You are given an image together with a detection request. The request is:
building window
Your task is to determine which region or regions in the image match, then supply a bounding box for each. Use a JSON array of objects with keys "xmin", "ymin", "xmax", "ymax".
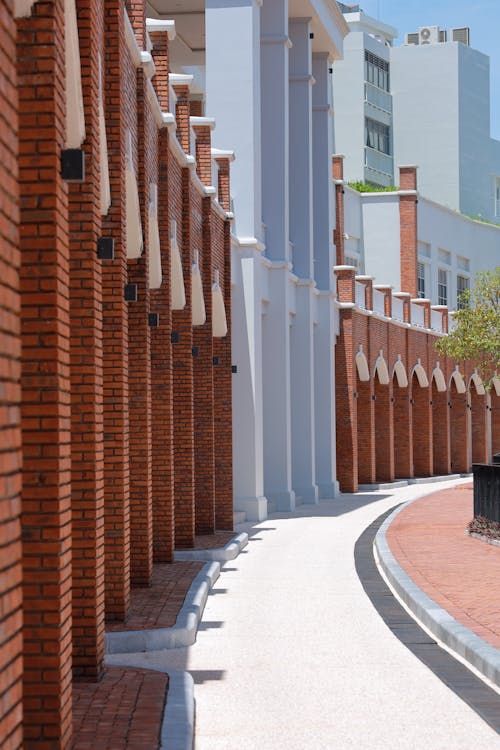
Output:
[
  {"xmin": 365, "ymin": 117, "xmax": 390, "ymax": 155},
  {"xmin": 438, "ymin": 269, "xmax": 448, "ymax": 306},
  {"xmin": 345, "ymin": 253, "xmax": 360, "ymax": 272},
  {"xmin": 365, "ymin": 50, "xmax": 390, "ymax": 92},
  {"xmin": 457, "ymin": 275, "xmax": 470, "ymax": 310},
  {"xmin": 417, "ymin": 262, "xmax": 426, "ymax": 298}
]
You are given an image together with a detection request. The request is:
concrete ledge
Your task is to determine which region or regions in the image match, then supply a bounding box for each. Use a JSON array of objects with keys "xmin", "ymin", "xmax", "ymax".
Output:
[
  {"xmin": 160, "ymin": 671, "xmax": 195, "ymax": 750},
  {"xmin": 407, "ymin": 474, "xmax": 461, "ymax": 485},
  {"xmin": 358, "ymin": 480, "xmax": 409, "ymax": 491},
  {"xmin": 174, "ymin": 532, "xmax": 249, "ymax": 562},
  {"xmin": 375, "ymin": 501, "xmax": 500, "ymax": 689},
  {"xmin": 105, "ymin": 562, "xmax": 220, "ymax": 654}
]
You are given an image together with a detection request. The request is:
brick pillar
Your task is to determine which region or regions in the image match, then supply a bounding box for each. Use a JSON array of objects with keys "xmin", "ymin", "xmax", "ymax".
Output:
[
  {"xmin": 17, "ymin": 1, "xmax": 73, "ymax": 744},
  {"xmin": 128, "ymin": 59, "xmax": 153, "ymax": 587},
  {"xmin": 216, "ymin": 156, "xmax": 231, "ymax": 212},
  {"xmin": 68, "ymin": 0, "xmax": 105, "ymax": 679},
  {"xmin": 412, "ymin": 298, "xmax": 431, "ymax": 328},
  {"xmin": 393, "ymin": 379, "xmax": 413, "ymax": 479},
  {"xmin": 356, "ymin": 276, "xmax": 373, "ymax": 310},
  {"xmin": 450, "ymin": 381, "xmax": 469, "ymax": 473},
  {"xmin": 334, "ymin": 265, "xmax": 355, "ymax": 303},
  {"xmin": 335, "ymin": 311, "xmax": 358, "ymax": 492},
  {"xmin": 411, "ymin": 374, "xmax": 433, "ymax": 477},
  {"xmin": 432, "ymin": 381, "xmax": 450, "ymax": 475},
  {"xmin": 126, "ymin": 0, "xmax": 145, "ymax": 48},
  {"xmin": 399, "ymin": 166, "xmax": 418, "ymax": 298},
  {"xmin": 102, "ymin": 0, "xmax": 130, "ymax": 620},
  {"xmin": 332, "ymin": 155, "xmax": 345, "ymax": 265},
  {"xmin": 374, "ymin": 285, "xmax": 392, "ymax": 317},
  {"xmin": 214, "ymin": 218, "xmax": 234, "ymax": 530},
  {"xmin": 149, "ymin": 26, "xmax": 169, "ymax": 110},
  {"xmin": 470, "ymin": 387, "xmax": 488, "ymax": 464},
  {"xmin": 357, "ymin": 378, "xmax": 376, "ymax": 484},
  {"xmin": 393, "ymin": 292, "xmax": 411, "ymax": 323},
  {"xmin": 374, "ymin": 379, "xmax": 394, "ymax": 482},
  {"xmin": 174, "ymin": 84, "xmax": 190, "ymax": 153},
  {"xmin": 491, "ymin": 389, "xmax": 500, "ymax": 456},
  {"xmin": 173, "ymin": 167, "xmax": 195, "ymax": 548},
  {"xmin": 0, "ymin": 3, "xmax": 22, "ymax": 745}
]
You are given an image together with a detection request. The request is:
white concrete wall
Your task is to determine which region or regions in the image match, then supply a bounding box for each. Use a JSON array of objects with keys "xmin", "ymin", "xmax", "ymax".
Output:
[
  {"xmin": 332, "ymin": 32, "xmax": 366, "ymax": 182},
  {"xmin": 360, "ymin": 193, "xmax": 401, "ymax": 290}
]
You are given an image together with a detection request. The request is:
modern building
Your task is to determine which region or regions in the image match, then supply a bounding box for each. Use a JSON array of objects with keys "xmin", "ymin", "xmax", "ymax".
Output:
[{"xmin": 333, "ymin": 4, "xmax": 500, "ymax": 222}]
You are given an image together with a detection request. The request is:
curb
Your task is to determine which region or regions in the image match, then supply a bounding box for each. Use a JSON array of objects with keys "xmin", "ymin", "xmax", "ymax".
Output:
[
  {"xmin": 375, "ymin": 500, "xmax": 500, "ymax": 689},
  {"xmin": 105, "ymin": 561, "xmax": 220, "ymax": 654},
  {"xmin": 160, "ymin": 671, "xmax": 195, "ymax": 750},
  {"xmin": 174, "ymin": 532, "xmax": 248, "ymax": 562},
  {"xmin": 358, "ymin": 474, "xmax": 463, "ymax": 492}
]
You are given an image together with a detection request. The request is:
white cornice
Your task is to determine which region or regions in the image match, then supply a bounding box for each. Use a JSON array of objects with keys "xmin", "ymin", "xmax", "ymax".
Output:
[
  {"xmin": 212, "ymin": 148, "xmax": 235, "ymax": 162},
  {"xmin": 170, "ymin": 73, "xmax": 194, "ymax": 89},
  {"xmin": 261, "ymin": 34, "xmax": 293, "ymax": 48},
  {"xmin": 231, "ymin": 235, "xmax": 266, "ymax": 253},
  {"xmin": 190, "ymin": 116, "xmax": 216, "ymax": 131},
  {"xmin": 146, "ymin": 18, "xmax": 176, "ymax": 39}
]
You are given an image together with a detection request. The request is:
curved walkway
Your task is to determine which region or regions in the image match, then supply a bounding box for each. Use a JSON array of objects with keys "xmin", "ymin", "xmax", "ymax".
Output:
[{"xmin": 107, "ymin": 481, "xmax": 500, "ymax": 749}]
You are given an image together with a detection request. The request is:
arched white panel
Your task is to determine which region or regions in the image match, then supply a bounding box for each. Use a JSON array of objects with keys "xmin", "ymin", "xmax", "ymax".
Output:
[
  {"xmin": 491, "ymin": 375, "xmax": 500, "ymax": 397},
  {"xmin": 170, "ymin": 221, "xmax": 186, "ymax": 310},
  {"xmin": 65, "ymin": 0, "xmax": 86, "ymax": 148},
  {"xmin": 412, "ymin": 363, "xmax": 429, "ymax": 388},
  {"xmin": 98, "ymin": 55, "xmax": 111, "ymax": 216},
  {"xmin": 192, "ymin": 251, "xmax": 206, "ymax": 326},
  {"xmin": 393, "ymin": 359, "xmax": 408, "ymax": 388},
  {"xmin": 374, "ymin": 354, "xmax": 390, "ymax": 385},
  {"xmin": 469, "ymin": 372, "xmax": 486, "ymax": 396},
  {"xmin": 431, "ymin": 367, "xmax": 447, "ymax": 393},
  {"xmin": 14, "ymin": 0, "xmax": 34, "ymax": 16},
  {"xmin": 148, "ymin": 185, "xmax": 162, "ymax": 289},
  {"xmin": 449, "ymin": 369, "xmax": 466, "ymax": 394},
  {"xmin": 355, "ymin": 350, "xmax": 370, "ymax": 382},
  {"xmin": 125, "ymin": 131, "xmax": 143, "ymax": 259},
  {"xmin": 212, "ymin": 270, "xmax": 227, "ymax": 338}
]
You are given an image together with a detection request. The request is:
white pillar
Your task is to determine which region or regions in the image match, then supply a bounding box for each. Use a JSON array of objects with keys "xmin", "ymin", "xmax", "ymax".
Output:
[
  {"xmin": 206, "ymin": 0, "xmax": 262, "ymax": 241},
  {"xmin": 289, "ymin": 18, "xmax": 314, "ymax": 280},
  {"xmin": 206, "ymin": 0, "xmax": 267, "ymax": 521},
  {"xmin": 312, "ymin": 53, "xmax": 334, "ymax": 291}
]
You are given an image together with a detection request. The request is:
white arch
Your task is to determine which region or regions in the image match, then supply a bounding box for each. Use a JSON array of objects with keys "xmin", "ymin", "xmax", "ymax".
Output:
[
  {"xmin": 431, "ymin": 367, "xmax": 447, "ymax": 393},
  {"xmin": 392, "ymin": 359, "xmax": 408, "ymax": 388},
  {"xmin": 449, "ymin": 369, "xmax": 466, "ymax": 394},
  {"xmin": 374, "ymin": 354, "xmax": 390, "ymax": 385},
  {"xmin": 355, "ymin": 350, "xmax": 370, "ymax": 382},
  {"xmin": 491, "ymin": 375, "xmax": 500, "ymax": 397},
  {"xmin": 411, "ymin": 363, "xmax": 429, "ymax": 388},
  {"xmin": 469, "ymin": 372, "xmax": 486, "ymax": 396}
]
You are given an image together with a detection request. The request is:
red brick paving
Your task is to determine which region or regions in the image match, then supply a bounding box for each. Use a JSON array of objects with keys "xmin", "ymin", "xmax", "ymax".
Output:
[
  {"xmin": 387, "ymin": 483, "xmax": 500, "ymax": 649},
  {"xmin": 72, "ymin": 667, "xmax": 168, "ymax": 750},
  {"xmin": 191, "ymin": 531, "xmax": 235, "ymax": 550}
]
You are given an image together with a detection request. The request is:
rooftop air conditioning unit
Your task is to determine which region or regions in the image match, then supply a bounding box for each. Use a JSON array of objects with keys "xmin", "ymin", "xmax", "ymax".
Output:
[
  {"xmin": 405, "ymin": 32, "xmax": 419, "ymax": 45},
  {"xmin": 452, "ymin": 27, "xmax": 470, "ymax": 46},
  {"xmin": 418, "ymin": 26, "xmax": 439, "ymax": 45}
]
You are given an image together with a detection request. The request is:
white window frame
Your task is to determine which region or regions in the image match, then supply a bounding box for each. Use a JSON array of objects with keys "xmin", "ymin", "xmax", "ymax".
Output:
[{"xmin": 437, "ymin": 268, "xmax": 448, "ymax": 307}]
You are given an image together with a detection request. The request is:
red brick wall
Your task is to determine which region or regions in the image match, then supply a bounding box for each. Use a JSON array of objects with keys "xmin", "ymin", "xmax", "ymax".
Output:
[
  {"xmin": 0, "ymin": 2, "xmax": 23, "ymax": 746},
  {"xmin": 68, "ymin": 0, "xmax": 105, "ymax": 681},
  {"xmin": 399, "ymin": 167, "xmax": 418, "ymax": 298},
  {"xmin": 470, "ymin": 388, "xmax": 488, "ymax": 464},
  {"xmin": 17, "ymin": 1, "xmax": 73, "ymax": 744},
  {"xmin": 102, "ymin": 0, "xmax": 131, "ymax": 621}
]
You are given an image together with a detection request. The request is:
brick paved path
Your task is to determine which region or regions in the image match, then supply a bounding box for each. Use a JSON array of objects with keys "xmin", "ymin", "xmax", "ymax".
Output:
[
  {"xmin": 387, "ymin": 484, "xmax": 500, "ymax": 649},
  {"xmin": 73, "ymin": 667, "xmax": 168, "ymax": 749}
]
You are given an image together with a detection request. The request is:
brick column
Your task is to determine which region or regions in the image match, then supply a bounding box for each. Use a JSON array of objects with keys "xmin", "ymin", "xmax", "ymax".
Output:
[
  {"xmin": 412, "ymin": 298, "xmax": 431, "ymax": 328},
  {"xmin": 334, "ymin": 266, "xmax": 355, "ymax": 303},
  {"xmin": 374, "ymin": 379, "xmax": 394, "ymax": 482},
  {"xmin": 333, "ymin": 155, "xmax": 345, "ymax": 266},
  {"xmin": 399, "ymin": 166, "xmax": 418, "ymax": 298},
  {"xmin": 148, "ymin": 21, "xmax": 171, "ymax": 111},
  {"xmin": 393, "ymin": 380, "xmax": 413, "ymax": 479},
  {"xmin": 17, "ymin": 1, "xmax": 73, "ymax": 744},
  {"xmin": 213, "ymin": 156, "xmax": 234, "ymax": 530},
  {"xmin": 490, "ymin": 388, "xmax": 500, "ymax": 456},
  {"xmin": 470, "ymin": 386, "xmax": 488, "ymax": 464},
  {"xmin": 0, "ymin": 3, "xmax": 22, "ymax": 745},
  {"xmin": 173, "ymin": 84, "xmax": 190, "ymax": 153},
  {"xmin": 68, "ymin": 0, "xmax": 105, "ymax": 680},
  {"xmin": 411, "ymin": 375, "xmax": 433, "ymax": 477},
  {"xmin": 335, "ymin": 311, "xmax": 358, "ymax": 492},
  {"xmin": 432, "ymin": 380, "xmax": 450, "ymax": 475},
  {"xmin": 357, "ymin": 378, "xmax": 376, "ymax": 484},
  {"xmin": 393, "ymin": 292, "xmax": 411, "ymax": 323},
  {"xmin": 374, "ymin": 285, "xmax": 393, "ymax": 317},
  {"xmin": 450, "ymin": 380, "xmax": 469, "ymax": 473},
  {"xmin": 102, "ymin": 0, "xmax": 130, "ymax": 620},
  {"xmin": 356, "ymin": 276, "xmax": 374, "ymax": 311}
]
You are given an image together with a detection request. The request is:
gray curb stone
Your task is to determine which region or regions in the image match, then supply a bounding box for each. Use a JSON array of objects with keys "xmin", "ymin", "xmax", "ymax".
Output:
[
  {"xmin": 375, "ymin": 499, "xmax": 500, "ymax": 689},
  {"xmin": 174, "ymin": 532, "xmax": 248, "ymax": 562},
  {"xmin": 105, "ymin": 561, "xmax": 220, "ymax": 654},
  {"xmin": 160, "ymin": 671, "xmax": 195, "ymax": 750}
]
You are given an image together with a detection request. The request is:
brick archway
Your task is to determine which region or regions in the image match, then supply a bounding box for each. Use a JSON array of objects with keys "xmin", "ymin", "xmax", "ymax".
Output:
[
  {"xmin": 374, "ymin": 375, "xmax": 394, "ymax": 482},
  {"xmin": 431, "ymin": 378, "xmax": 450, "ymax": 475},
  {"xmin": 411, "ymin": 371, "xmax": 433, "ymax": 477},
  {"xmin": 449, "ymin": 376, "xmax": 469, "ymax": 473},
  {"xmin": 356, "ymin": 376, "xmax": 375, "ymax": 484},
  {"xmin": 392, "ymin": 372, "xmax": 412, "ymax": 479}
]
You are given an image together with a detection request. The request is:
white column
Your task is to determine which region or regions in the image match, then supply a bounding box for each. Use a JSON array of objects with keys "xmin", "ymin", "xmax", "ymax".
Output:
[
  {"xmin": 289, "ymin": 18, "xmax": 314, "ymax": 280},
  {"xmin": 206, "ymin": 0, "xmax": 262, "ymax": 241},
  {"xmin": 312, "ymin": 53, "xmax": 334, "ymax": 291},
  {"xmin": 206, "ymin": 0, "xmax": 267, "ymax": 521}
]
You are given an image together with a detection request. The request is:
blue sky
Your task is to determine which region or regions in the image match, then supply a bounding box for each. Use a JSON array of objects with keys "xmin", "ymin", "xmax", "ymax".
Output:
[{"xmin": 357, "ymin": 0, "xmax": 500, "ymax": 139}]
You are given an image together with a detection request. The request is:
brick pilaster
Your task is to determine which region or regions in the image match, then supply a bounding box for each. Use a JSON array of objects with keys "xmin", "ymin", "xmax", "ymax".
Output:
[
  {"xmin": 68, "ymin": 0, "xmax": 105, "ymax": 680},
  {"xmin": 173, "ymin": 84, "xmax": 190, "ymax": 153},
  {"xmin": 17, "ymin": 1, "xmax": 73, "ymax": 744},
  {"xmin": 332, "ymin": 155, "xmax": 345, "ymax": 265},
  {"xmin": 335, "ymin": 311, "xmax": 358, "ymax": 492},
  {"xmin": 149, "ymin": 28, "xmax": 169, "ymax": 111},
  {"xmin": 431, "ymin": 383, "xmax": 450, "ymax": 475},
  {"xmin": 0, "ymin": 3, "xmax": 22, "ymax": 745},
  {"xmin": 411, "ymin": 377, "xmax": 433, "ymax": 477},
  {"xmin": 393, "ymin": 381, "xmax": 413, "ymax": 478},
  {"xmin": 399, "ymin": 166, "xmax": 418, "ymax": 298},
  {"xmin": 450, "ymin": 382, "xmax": 469, "ymax": 473},
  {"xmin": 334, "ymin": 266, "xmax": 355, "ymax": 304},
  {"xmin": 470, "ymin": 387, "xmax": 488, "ymax": 464},
  {"xmin": 374, "ymin": 379, "xmax": 394, "ymax": 482},
  {"xmin": 357, "ymin": 378, "xmax": 376, "ymax": 484},
  {"xmin": 216, "ymin": 157, "xmax": 231, "ymax": 212},
  {"xmin": 103, "ymin": 0, "xmax": 130, "ymax": 621}
]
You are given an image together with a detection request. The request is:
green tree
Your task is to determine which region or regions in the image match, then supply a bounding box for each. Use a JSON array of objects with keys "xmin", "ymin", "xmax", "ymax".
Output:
[{"xmin": 436, "ymin": 267, "xmax": 500, "ymax": 380}]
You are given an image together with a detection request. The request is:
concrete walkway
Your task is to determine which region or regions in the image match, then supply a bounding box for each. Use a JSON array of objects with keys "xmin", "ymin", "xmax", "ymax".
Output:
[{"xmin": 108, "ymin": 480, "xmax": 500, "ymax": 749}]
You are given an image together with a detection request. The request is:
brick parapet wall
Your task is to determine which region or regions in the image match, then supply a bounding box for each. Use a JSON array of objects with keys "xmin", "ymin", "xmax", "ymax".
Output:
[{"xmin": 17, "ymin": 1, "xmax": 73, "ymax": 745}]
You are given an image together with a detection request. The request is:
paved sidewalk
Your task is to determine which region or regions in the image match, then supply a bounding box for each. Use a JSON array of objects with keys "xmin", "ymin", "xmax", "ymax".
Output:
[
  {"xmin": 107, "ymin": 480, "xmax": 500, "ymax": 749},
  {"xmin": 386, "ymin": 483, "xmax": 500, "ymax": 649}
]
